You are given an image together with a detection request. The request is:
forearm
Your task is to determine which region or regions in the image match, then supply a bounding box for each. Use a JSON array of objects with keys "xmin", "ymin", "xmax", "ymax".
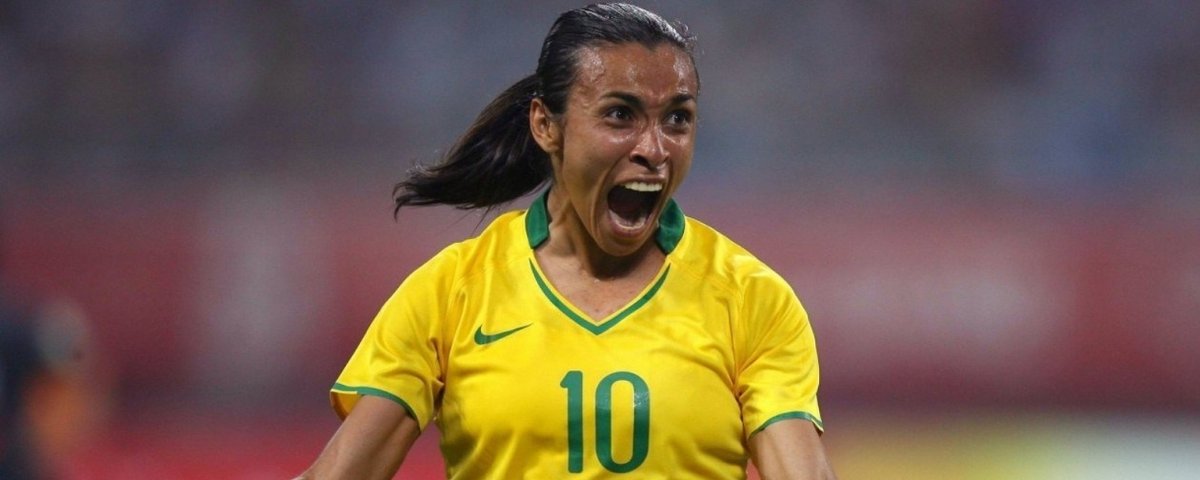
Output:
[
  {"xmin": 749, "ymin": 419, "xmax": 837, "ymax": 480},
  {"xmin": 299, "ymin": 395, "xmax": 422, "ymax": 480}
]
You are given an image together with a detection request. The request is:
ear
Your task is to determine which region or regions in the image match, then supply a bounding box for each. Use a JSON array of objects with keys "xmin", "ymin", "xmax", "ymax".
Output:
[{"xmin": 529, "ymin": 98, "xmax": 561, "ymax": 155}]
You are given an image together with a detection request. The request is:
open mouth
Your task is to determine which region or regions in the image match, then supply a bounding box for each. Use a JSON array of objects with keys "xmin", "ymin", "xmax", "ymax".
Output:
[{"xmin": 606, "ymin": 181, "xmax": 662, "ymax": 233}]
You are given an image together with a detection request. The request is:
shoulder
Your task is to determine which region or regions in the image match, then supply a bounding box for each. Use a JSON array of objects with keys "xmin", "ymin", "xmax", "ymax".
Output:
[
  {"xmin": 673, "ymin": 217, "xmax": 807, "ymax": 348},
  {"xmin": 407, "ymin": 208, "xmax": 530, "ymax": 286},
  {"xmin": 673, "ymin": 216, "xmax": 795, "ymax": 299},
  {"xmin": 384, "ymin": 209, "xmax": 529, "ymax": 316}
]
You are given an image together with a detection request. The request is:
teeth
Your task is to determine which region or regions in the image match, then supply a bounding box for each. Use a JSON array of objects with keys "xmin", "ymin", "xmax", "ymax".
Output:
[{"xmin": 621, "ymin": 181, "xmax": 663, "ymax": 192}]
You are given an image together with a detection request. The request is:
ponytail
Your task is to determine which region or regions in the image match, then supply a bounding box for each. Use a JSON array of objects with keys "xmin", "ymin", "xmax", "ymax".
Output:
[{"xmin": 393, "ymin": 74, "xmax": 550, "ymax": 215}]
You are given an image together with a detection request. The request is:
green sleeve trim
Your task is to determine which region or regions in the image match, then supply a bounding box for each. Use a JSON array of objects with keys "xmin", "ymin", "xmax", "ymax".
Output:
[
  {"xmin": 750, "ymin": 411, "xmax": 824, "ymax": 437},
  {"xmin": 331, "ymin": 382, "xmax": 419, "ymax": 425}
]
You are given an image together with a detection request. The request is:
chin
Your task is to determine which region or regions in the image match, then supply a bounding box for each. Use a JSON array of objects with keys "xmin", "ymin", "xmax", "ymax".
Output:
[
  {"xmin": 600, "ymin": 242, "xmax": 643, "ymax": 258},
  {"xmin": 595, "ymin": 225, "xmax": 655, "ymax": 258}
]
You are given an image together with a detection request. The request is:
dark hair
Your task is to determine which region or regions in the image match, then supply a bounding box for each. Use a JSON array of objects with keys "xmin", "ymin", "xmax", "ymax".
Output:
[{"xmin": 393, "ymin": 3, "xmax": 696, "ymax": 214}]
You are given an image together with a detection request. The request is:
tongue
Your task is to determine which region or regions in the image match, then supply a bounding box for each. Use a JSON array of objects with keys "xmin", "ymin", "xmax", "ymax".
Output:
[{"xmin": 608, "ymin": 187, "xmax": 645, "ymax": 221}]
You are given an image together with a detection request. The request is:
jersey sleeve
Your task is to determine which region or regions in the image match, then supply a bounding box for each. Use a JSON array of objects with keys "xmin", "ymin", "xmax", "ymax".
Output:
[
  {"xmin": 329, "ymin": 246, "xmax": 460, "ymax": 430},
  {"xmin": 734, "ymin": 268, "xmax": 823, "ymax": 439}
]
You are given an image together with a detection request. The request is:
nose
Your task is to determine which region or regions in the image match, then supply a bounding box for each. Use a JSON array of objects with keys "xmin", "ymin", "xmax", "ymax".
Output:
[{"xmin": 631, "ymin": 127, "xmax": 668, "ymax": 171}]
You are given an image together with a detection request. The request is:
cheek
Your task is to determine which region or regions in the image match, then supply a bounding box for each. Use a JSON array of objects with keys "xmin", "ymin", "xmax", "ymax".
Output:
[
  {"xmin": 668, "ymin": 136, "xmax": 694, "ymax": 174},
  {"xmin": 561, "ymin": 127, "xmax": 632, "ymax": 181},
  {"xmin": 557, "ymin": 145, "xmax": 606, "ymax": 208}
]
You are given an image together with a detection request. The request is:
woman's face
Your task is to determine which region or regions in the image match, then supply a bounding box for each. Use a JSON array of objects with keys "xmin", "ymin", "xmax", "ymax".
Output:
[{"xmin": 542, "ymin": 42, "xmax": 699, "ymax": 258}]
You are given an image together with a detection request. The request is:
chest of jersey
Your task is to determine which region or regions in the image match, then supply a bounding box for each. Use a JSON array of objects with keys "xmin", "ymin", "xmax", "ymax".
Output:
[{"xmin": 435, "ymin": 260, "xmax": 749, "ymax": 479}]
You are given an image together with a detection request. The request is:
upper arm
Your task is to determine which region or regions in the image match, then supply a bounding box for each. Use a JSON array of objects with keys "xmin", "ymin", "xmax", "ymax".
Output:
[
  {"xmin": 300, "ymin": 395, "xmax": 422, "ymax": 480},
  {"xmin": 331, "ymin": 246, "xmax": 462, "ymax": 428},
  {"xmin": 735, "ymin": 268, "xmax": 823, "ymax": 438},
  {"xmin": 749, "ymin": 418, "xmax": 836, "ymax": 480},
  {"xmin": 306, "ymin": 248, "xmax": 462, "ymax": 478},
  {"xmin": 733, "ymin": 265, "xmax": 833, "ymax": 478}
]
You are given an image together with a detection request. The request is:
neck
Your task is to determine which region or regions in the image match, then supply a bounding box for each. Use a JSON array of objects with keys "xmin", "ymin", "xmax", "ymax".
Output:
[{"xmin": 542, "ymin": 187, "xmax": 660, "ymax": 280}]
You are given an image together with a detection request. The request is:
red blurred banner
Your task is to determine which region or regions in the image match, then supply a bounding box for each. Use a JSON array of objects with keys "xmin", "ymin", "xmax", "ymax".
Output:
[{"xmin": 4, "ymin": 184, "xmax": 1198, "ymax": 410}]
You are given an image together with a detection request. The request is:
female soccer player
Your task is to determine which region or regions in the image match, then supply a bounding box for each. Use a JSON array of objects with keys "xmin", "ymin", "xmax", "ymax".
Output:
[{"xmin": 300, "ymin": 4, "xmax": 835, "ymax": 479}]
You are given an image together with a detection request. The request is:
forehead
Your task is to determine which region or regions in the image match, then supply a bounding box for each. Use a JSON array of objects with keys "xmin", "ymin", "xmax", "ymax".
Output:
[{"xmin": 570, "ymin": 43, "xmax": 698, "ymax": 104}]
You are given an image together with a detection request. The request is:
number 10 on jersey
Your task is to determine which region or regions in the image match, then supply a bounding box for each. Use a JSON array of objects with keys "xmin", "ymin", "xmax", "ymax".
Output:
[{"xmin": 560, "ymin": 371, "xmax": 650, "ymax": 473}]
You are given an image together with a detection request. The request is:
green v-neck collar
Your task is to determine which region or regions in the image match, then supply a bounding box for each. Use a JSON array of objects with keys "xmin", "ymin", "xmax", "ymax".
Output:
[
  {"xmin": 524, "ymin": 189, "xmax": 685, "ymax": 254},
  {"xmin": 529, "ymin": 260, "xmax": 670, "ymax": 335},
  {"xmin": 523, "ymin": 189, "xmax": 682, "ymax": 335}
]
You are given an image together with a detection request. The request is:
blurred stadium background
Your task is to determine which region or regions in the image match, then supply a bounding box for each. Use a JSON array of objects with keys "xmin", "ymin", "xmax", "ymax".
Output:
[{"xmin": 1, "ymin": 1, "xmax": 1198, "ymax": 478}]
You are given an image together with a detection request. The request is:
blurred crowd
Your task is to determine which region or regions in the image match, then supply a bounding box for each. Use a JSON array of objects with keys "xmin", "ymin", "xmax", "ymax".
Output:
[{"xmin": 2, "ymin": 1, "xmax": 1197, "ymax": 198}]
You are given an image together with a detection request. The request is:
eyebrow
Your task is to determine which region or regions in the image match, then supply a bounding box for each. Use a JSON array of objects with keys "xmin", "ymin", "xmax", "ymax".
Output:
[{"xmin": 602, "ymin": 91, "xmax": 697, "ymax": 108}]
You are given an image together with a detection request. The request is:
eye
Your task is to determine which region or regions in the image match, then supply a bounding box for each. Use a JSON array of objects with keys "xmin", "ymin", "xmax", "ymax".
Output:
[
  {"xmin": 604, "ymin": 106, "xmax": 634, "ymax": 122},
  {"xmin": 665, "ymin": 109, "xmax": 693, "ymax": 128}
]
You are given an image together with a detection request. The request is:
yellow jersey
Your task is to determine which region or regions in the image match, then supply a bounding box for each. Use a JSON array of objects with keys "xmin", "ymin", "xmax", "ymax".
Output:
[{"xmin": 331, "ymin": 191, "xmax": 823, "ymax": 479}]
